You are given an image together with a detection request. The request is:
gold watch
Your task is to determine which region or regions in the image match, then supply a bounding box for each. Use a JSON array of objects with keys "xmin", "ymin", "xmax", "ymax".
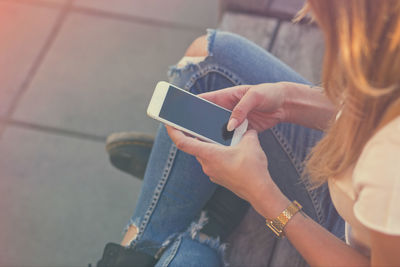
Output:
[{"xmin": 266, "ymin": 200, "xmax": 302, "ymax": 237}]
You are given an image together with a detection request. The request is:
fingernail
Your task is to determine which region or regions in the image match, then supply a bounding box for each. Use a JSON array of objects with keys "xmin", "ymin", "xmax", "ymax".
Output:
[{"xmin": 227, "ymin": 118, "xmax": 238, "ymax": 131}]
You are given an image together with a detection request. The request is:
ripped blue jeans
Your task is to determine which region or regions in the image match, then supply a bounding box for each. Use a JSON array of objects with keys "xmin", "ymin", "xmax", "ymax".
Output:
[{"xmin": 125, "ymin": 29, "xmax": 344, "ymax": 266}]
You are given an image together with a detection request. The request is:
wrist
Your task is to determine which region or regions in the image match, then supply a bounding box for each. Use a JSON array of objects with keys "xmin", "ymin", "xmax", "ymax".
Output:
[
  {"xmin": 249, "ymin": 177, "xmax": 290, "ymax": 220},
  {"xmin": 280, "ymin": 82, "xmax": 335, "ymax": 129},
  {"xmin": 280, "ymin": 81, "xmax": 306, "ymax": 124},
  {"xmin": 280, "ymin": 81, "xmax": 303, "ymax": 124}
]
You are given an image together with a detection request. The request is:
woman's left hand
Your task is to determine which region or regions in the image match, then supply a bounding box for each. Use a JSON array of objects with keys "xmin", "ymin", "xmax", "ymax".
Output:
[{"xmin": 166, "ymin": 126, "xmax": 273, "ymax": 203}]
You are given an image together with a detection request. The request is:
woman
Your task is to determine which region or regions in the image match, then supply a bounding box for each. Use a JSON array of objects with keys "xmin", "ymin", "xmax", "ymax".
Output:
[{"xmin": 97, "ymin": 0, "xmax": 400, "ymax": 266}]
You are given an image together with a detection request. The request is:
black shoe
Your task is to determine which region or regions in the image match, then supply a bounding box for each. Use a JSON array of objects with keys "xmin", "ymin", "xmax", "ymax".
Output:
[
  {"xmin": 96, "ymin": 242, "xmax": 157, "ymax": 267},
  {"xmin": 201, "ymin": 187, "xmax": 250, "ymax": 241},
  {"xmin": 106, "ymin": 132, "xmax": 154, "ymax": 179}
]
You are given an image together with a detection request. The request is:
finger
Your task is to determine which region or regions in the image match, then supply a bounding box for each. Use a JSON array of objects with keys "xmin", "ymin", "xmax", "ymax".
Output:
[
  {"xmin": 165, "ymin": 125, "xmax": 218, "ymax": 158},
  {"xmin": 198, "ymin": 85, "xmax": 250, "ymax": 110},
  {"xmin": 227, "ymin": 90, "xmax": 261, "ymax": 131}
]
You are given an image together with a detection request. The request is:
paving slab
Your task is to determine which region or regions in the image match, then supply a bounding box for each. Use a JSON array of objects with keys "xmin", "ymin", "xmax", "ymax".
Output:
[
  {"xmin": 74, "ymin": 0, "xmax": 218, "ymax": 29},
  {"xmin": 0, "ymin": 1, "xmax": 59, "ymax": 115},
  {"xmin": 0, "ymin": 126, "xmax": 141, "ymax": 266},
  {"xmin": 220, "ymin": 0, "xmax": 270, "ymax": 17},
  {"xmin": 13, "ymin": 13, "xmax": 203, "ymax": 137},
  {"xmin": 271, "ymin": 21, "xmax": 324, "ymax": 84},
  {"xmin": 268, "ymin": 0, "xmax": 305, "ymax": 19},
  {"xmin": 41, "ymin": 0, "xmax": 68, "ymax": 6},
  {"xmin": 17, "ymin": 0, "xmax": 67, "ymax": 5},
  {"xmin": 219, "ymin": 12, "xmax": 278, "ymax": 50}
]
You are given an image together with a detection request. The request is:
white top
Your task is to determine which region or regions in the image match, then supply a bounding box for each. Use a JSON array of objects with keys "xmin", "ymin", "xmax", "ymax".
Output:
[{"xmin": 328, "ymin": 116, "xmax": 400, "ymax": 257}]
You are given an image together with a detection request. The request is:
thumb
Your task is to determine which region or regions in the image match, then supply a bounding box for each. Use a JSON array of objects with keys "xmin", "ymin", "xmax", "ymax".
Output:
[{"xmin": 227, "ymin": 90, "xmax": 259, "ymax": 131}]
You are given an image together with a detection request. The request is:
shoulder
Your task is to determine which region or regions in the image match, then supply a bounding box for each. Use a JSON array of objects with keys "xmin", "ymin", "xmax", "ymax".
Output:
[
  {"xmin": 372, "ymin": 116, "xmax": 400, "ymax": 144},
  {"xmin": 352, "ymin": 116, "xmax": 400, "ymax": 234},
  {"xmin": 366, "ymin": 116, "xmax": 400, "ymax": 150},
  {"xmin": 355, "ymin": 116, "xmax": 400, "ymax": 181}
]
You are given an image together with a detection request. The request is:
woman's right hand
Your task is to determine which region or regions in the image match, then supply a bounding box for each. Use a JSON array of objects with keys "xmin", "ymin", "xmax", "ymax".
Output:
[{"xmin": 200, "ymin": 82, "xmax": 289, "ymax": 132}]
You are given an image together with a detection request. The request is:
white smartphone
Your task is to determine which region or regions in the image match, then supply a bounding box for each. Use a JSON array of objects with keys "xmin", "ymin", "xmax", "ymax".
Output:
[{"xmin": 147, "ymin": 81, "xmax": 248, "ymax": 146}]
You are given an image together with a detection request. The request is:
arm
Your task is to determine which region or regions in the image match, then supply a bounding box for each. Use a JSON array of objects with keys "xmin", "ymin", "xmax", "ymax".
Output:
[
  {"xmin": 167, "ymin": 127, "xmax": 371, "ymax": 266},
  {"xmin": 370, "ymin": 231, "xmax": 400, "ymax": 266},
  {"xmin": 168, "ymin": 86, "xmax": 400, "ymax": 266},
  {"xmin": 200, "ymin": 82, "xmax": 336, "ymax": 133},
  {"xmin": 282, "ymin": 82, "xmax": 336, "ymax": 130},
  {"xmin": 251, "ymin": 182, "xmax": 370, "ymax": 267}
]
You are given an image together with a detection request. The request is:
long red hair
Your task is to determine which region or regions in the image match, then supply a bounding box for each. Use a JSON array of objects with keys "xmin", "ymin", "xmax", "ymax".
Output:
[{"xmin": 298, "ymin": 0, "xmax": 400, "ymax": 185}]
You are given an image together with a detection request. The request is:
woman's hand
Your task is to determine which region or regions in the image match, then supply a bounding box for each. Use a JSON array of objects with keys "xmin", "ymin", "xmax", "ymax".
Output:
[
  {"xmin": 166, "ymin": 126, "xmax": 274, "ymax": 203},
  {"xmin": 199, "ymin": 83, "xmax": 288, "ymax": 132},
  {"xmin": 200, "ymin": 82, "xmax": 335, "ymax": 131}
]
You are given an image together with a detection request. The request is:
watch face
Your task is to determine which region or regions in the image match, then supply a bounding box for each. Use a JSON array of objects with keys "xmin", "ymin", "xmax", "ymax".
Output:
[{"xmin": 266, "ymin": 220, "xmax": 284, "ymax": 237}]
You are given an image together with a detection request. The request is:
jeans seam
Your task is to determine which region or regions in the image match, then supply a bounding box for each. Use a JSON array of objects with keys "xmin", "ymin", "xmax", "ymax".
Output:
[
  {"xmin": 131, "ymin": 144, "xmax": 178, "ymax": 246},
  {"xmin": 270, "ymin": 127, "xmax": 324, "ymax": 224},
  {"xmin": 161, "ymin": 235, "xmax": 182, "ymax": 267},
  {"xmin": 183, "ymin": 64, "xmax": 244, "ymax": 92}
]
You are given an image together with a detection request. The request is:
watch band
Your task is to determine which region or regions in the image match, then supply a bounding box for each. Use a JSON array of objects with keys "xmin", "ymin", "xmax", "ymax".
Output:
[{"xmin": 266, "ymin": 200, "xmax": 302, "ymax": 237}]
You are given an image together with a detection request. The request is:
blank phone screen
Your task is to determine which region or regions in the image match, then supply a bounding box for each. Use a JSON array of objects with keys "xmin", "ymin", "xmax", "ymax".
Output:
[{"xmin": 159, "ymin": 85, "xmax": 233, "ymax": 145}]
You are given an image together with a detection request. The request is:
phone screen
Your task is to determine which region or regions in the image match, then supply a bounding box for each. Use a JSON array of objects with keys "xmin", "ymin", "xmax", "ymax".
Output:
[{"xmin": 159, "ymin": 85, "xmax": 233, "ymax": 145}]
